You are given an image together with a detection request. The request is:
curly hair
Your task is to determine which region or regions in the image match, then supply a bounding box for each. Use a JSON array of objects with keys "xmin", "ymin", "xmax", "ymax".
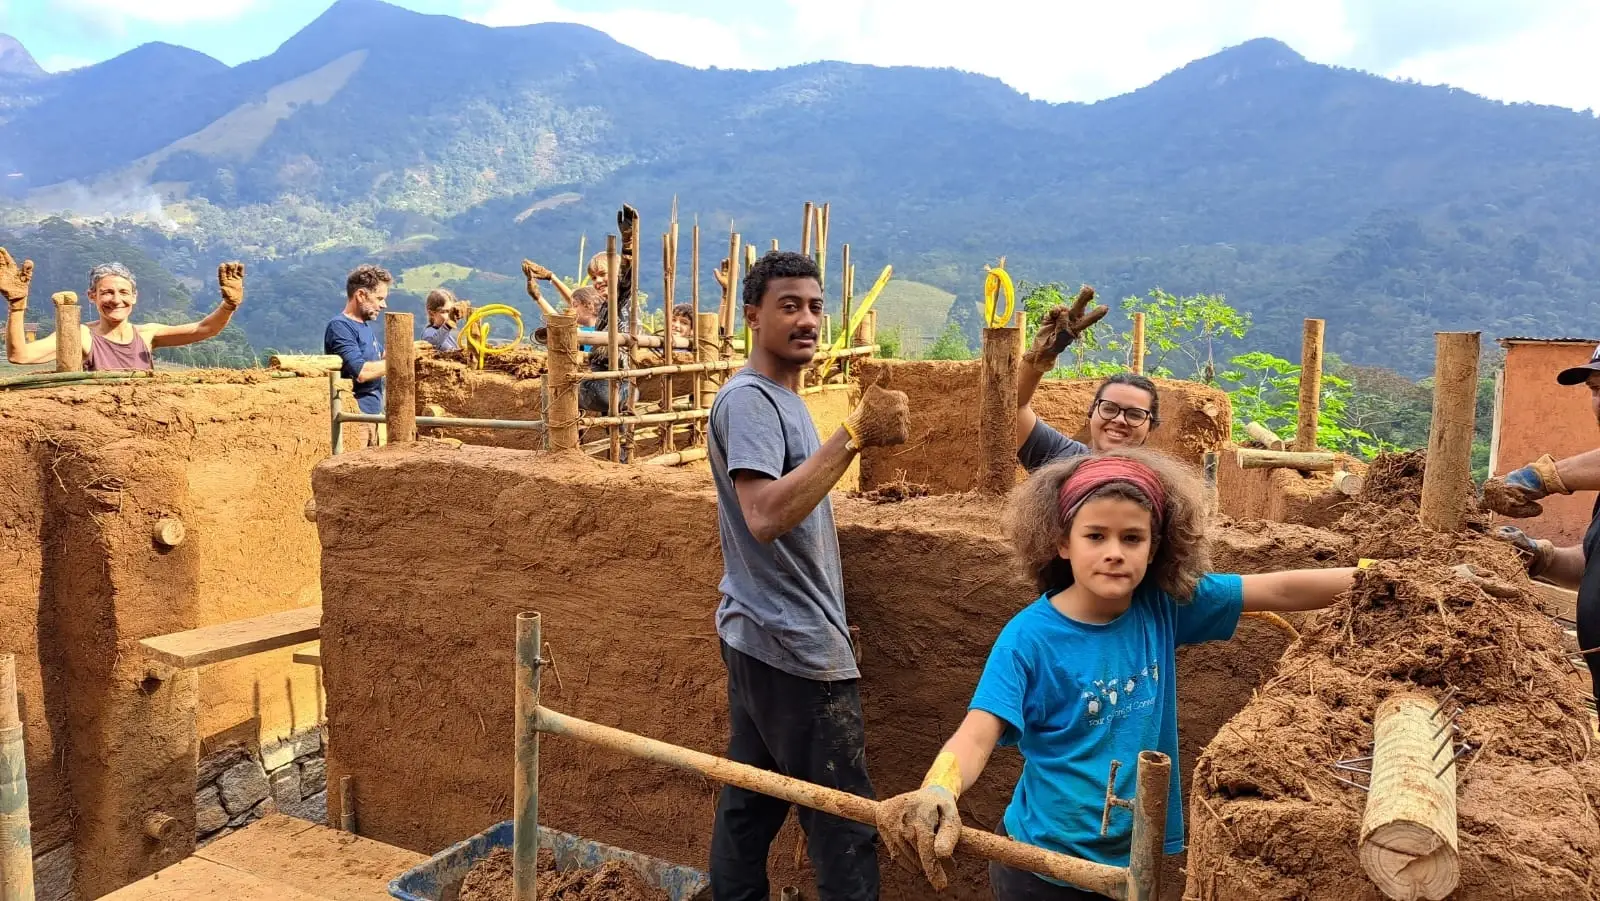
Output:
[
  {"xmin": 1004, "ymin": 447, "xmax": 1210, "ymax": 600},
  {"xmin": 743, "ymin": 251, "xmax": 819, "ymax": 307},
  {"xmin": 345, "ymin": 264, "xmax": 392, "ymax": 299}
]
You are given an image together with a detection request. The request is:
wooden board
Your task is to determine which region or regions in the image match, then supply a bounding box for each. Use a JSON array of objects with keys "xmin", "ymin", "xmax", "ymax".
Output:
[
  {"xmin": 293, "ymin": 642, "xmax": 322, "ymax": 666},
  {"xmin": 1532, "ymin": 580, "xmax": 1579, "ymax": 622},
  {"xmin": 198, "ymin": 814, "xmax": 425, "ymax": 901},
  {"xmin": 98, "ymin": 856, "xmax": 329, "ymax": 901},
  {"xmin": 139, "ymin": 607, "xmax": 322, "ymax": 669}
]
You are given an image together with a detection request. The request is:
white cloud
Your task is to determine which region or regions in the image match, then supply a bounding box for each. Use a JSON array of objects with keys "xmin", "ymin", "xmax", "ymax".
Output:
[
  {"xmin": 39, "ymin": 54, "xmax": 96, "ymax": 73},
  {"xmin": 469, "ymin": 0, "xmax": 764, "ymax": 70},
  {"xmin": 55, "ymin": 0, "xmax": 261, "ymax": 27},
  {"xmin": 1383, "ymin": 7, "xmax": 1600, "ymax": 112}
]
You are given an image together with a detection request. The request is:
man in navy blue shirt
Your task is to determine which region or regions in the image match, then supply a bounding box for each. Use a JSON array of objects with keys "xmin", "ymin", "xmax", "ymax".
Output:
[{"xmin": 324, "ymin": 264, "xmax": 392, "ymax": 448}]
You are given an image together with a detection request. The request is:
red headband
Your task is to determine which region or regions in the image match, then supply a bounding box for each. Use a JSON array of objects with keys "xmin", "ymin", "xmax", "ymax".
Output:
[{"xmin": 1057, "ymin": 457, "xmax": 1167, "ymax": 531}]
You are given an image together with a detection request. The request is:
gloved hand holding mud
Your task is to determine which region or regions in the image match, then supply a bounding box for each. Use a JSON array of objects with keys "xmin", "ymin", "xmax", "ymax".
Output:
[
  {"xmin": 1488, "ymin": 524, "xmax": 1556, "ymax": 578},
  {"xmin": 1480, "ymin": 454, "xmax": 1567, "ymax": 518},
  {"xmin": 843, "ymin": 382, "xmax": 910, "ymax": 449},
  {"xmin": 0, "ymin": 248, "xmax": 35, "ymax": 311},
  {"xmin": 1024, "ymin": 285, "xmax": 1108, "ymax": 372},
  {"xmin": 217, "ymin": 261, "xmax": 245, "ymax": 309}
]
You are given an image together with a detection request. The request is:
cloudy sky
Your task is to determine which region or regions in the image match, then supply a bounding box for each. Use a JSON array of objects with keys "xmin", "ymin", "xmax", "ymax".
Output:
[{"xmin": 5, "ymin": 0, "xmax": 1598, "ymax": 111}]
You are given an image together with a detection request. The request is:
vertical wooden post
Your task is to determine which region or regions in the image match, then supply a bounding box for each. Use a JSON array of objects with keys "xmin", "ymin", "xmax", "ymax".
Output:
[
  {"xmin": 691, "ymin": 224, "xmax": 703, "ymax": 443},
  {"xmin": 545, "ymin": 315, "xmax": 581, "ymax": 452},
  {"xmin": 979, "ymin": 326, "xmax": 1021, "ymax": 494},
  {"xmin": 815, "ymin": 203, "xmax": 829, "ymax": 294},
  {"xmin": 697, "ymin": 313, "xmax": 722, "ymax": 411},
  {"xmin": 383, "ymin": 312, "xmax": 416, "ymax": 443},
  {"xmin": 513, "ymin": 612, "xmax": 542, "ymax": 901},
  {"xmin": 1130, "ymin": 312, "xmax": 1147, "ymax": 375},
  {"xmin": 340, "ymin": 775, "xmax": 356, "ymax": 832},
  {"xmin": 0, "ymin": 653, "xmax": 35, "ymax": 901},
  {"xmin": 839, "ymin": 245, "xmax": 853, "ymax": 378},
  {"xmin": 1420, "ymin": 332, "xmax": 1480, "ymax": 533},
  {"xmin": 606, "ymin": 236, "xmax": 621, "ymax": 463},
  {"xmin": 853, "ymin": 308, "xmax": 877, "ymax": 348},
  {"xmin": 770, "ymin": 239, "xmax": 779, "ymax": 252},
  {"xmin": 801, "ymin": 201, "xmax": 814, "ymax": 255},
  {"xmin": 54, "ymin": 291, "xmax": 82, "ymax": 373},
  {"xmin": 1124, "ymin": 750, "xmax": 1171, "ymax": 901},
  {"xmin": 721, "ymin": 228, "xmax": 740, "ymax": 339},
  {"xmin": 1294, "ymin": 319, "xmax": 1325, "ymax": 452}
]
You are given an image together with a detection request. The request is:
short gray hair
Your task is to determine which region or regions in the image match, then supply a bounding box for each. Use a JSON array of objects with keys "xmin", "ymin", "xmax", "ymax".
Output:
[{"xmin": 87, "ymin": 262, "xmax": 137, "ymax": 294}]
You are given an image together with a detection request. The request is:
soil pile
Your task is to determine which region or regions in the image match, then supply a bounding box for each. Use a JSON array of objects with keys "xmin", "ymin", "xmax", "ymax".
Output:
[
  {"xmin": 851, "ymin": 478, "xmax": 930, "ymax": 504},
  {"xmin": 1185, "ymin": 550, "xmax": 1600, "ymax": 900},
  {"xmin": 434, "ymin": 346, "xmax": 548, "ymax": 380},
  {"xmin": 459, "ymin": 848, "xmax": 670, "ymax": 901},
  {"xmin": 1358, "ymin": 449, "xmax": 1426, "ymax": 511}
]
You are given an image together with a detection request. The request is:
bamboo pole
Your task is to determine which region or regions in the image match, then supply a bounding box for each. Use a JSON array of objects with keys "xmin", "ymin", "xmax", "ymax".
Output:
[
  {"xmin": 53, "ymin": 291, "xmax": 81, "ymax": 373},
  {"xmin": 1130, "ymin": 312, "xmax": 1146, "ymax": 375},
  {"xmin": 1, "ymin": 653, "xmax": 35, "ymax": 901},
  {"xmin": 580, "ymin": 408, "xmax": 710, "ymax": 429},
  {"xmin": 816, "ymin": 202, "xmax": 829, "ymax": 294},
  {"xmin": 624, "ymin": 208, "xmax": 641, "ymax": 461},
  {"xmin": 643, "ymin": 447, "xmax": 708, "ymax": 467},
  {"xmin": 384, "ymin": 312, "xmax": 416, "ymax": 443},
  {"xmin": 1359, "ymin": 694, "xmax": 1459, "ymax": 900},
  {"xmin": 514, "ymin": 612, "xmax": 542, "ymax": 901},
  {"xmin": 578, "ymin": 357, "xmax": 743, "ymax": 381},
  {"xmin": 535, "ymin": 705, "xmax": 1131, "ymax": 897},
  {"xmin": 855, "ymin": 309, "xmax": 877, "ymax": 348},
  {"xmin": 606, "ymin": 236, "xmax": 621, "ymax": 463},
  {"xmin": 269, "ymin": 353, "xmax": 342, "ymax": 372},
  {"xmin": 691, "ymin": 223, "xmax": 703, "ymax": 443},
  {"xmin": 546, "ymin": 315, "xmax": 581, "ymax": 452},
  {"xmin": 698, "ymin": 312, "xmax": 721, "ymax": 412},
  {"xmin": 1294, "ymin": 319, "xmax": 1325, "ymax": 452},
  {"xmin": 575, "ymin": 330, "xmax": 687, "ymax": 351},
  {"xmin": 662, "ymin": 228, "xmax": 676, "ymax": 456},
  {"xmin": 340, "ymin": 775, "xmax": 356, "ymax": 832},
  {"xmin": 1244, "ymin": 421, "xmax": 1287, "ymax": 450},
  {"xmin": 721, "ymin": 227, "xmax": 740, "ymax": 338},
  {"xmin": 840, "ymin": 244, "xmax": 853, "ymax": 379},
  {"xmin": 802, "ymin": 201, "xmax": 814, "ymax": 255},
  {"xmin": 980, "ymin": 326, "xmax": 1021, "ymax": 494},
  {"xmin": 1333, "ymin": 470, "xmax": 1364, "ymax": 496},
  {"xmin": 1125, "ymin": 750, "xmax": 1171, "ymax": 901},
  {"xmin": 1235, "ymin": 448, "xmax": 1341, "ymax": 471},
  {"xmin": 1420, "ymin": 332, "xmax": 1480, "ymax": 533}
]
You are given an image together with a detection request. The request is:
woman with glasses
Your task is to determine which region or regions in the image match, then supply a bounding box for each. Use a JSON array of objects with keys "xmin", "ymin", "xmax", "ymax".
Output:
[{"xmin": 1013, "ymin": 286, "xmax": 1160, "ymax": 472}]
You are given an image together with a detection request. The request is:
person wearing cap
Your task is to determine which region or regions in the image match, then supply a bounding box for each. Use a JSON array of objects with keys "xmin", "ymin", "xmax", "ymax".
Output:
[{"xmin": 1481, "ymin": 347, "xmax": 1600, "ymax": 715}]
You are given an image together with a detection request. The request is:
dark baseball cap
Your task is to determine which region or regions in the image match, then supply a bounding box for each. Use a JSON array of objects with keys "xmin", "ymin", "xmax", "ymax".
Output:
[{"xmin": 1557, "ymin": 343, "xmax": 1600, "ymax": 385}]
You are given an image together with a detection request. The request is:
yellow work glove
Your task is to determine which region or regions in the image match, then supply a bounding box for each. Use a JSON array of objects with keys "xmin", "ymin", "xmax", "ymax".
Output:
[
  {"xmin": 877, "ymin": 752, "xmax": 963, "ymax": 890},
  {"xmin": 842, "ymin": 383, "xmax": 909, "ymax": 451}
]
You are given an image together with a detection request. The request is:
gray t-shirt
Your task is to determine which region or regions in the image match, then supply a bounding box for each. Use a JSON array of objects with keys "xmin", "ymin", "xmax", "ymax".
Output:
[
  {"xmin": 710, "ymin": 368, "xmax": 857, "ymax": 681},
  {"xmin": 1018, "ymin": 417, "xmax": 1091, "ymax": 472}
]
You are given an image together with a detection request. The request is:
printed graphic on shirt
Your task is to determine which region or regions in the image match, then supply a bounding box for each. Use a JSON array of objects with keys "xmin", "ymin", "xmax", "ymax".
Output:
[{"xmin": 1081, "ymin": 660, "xmax": 1159, "ymax": 727}]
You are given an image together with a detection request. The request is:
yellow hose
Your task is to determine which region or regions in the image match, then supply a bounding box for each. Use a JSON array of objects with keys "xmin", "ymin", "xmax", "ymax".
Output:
[
  {"xmin": 983, "ymin": 265, "xmax": 1015, "ymax": 328},
  {"xmin": 461, "ymin": 304, "xmax": 525, "ymax": 370},
  {"xmin": 1242, "ymin": 610, "xmax": 1300, "ymax": 640}
]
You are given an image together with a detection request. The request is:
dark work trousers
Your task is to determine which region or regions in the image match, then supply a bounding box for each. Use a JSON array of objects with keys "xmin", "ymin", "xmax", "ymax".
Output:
[
  {"xmin": 709, "ymin": 641, "xmax": 880, "ymax": 901},
  {"xmin": 990, "ymin": 821, "xmax": 1110, "ymax": 901}
]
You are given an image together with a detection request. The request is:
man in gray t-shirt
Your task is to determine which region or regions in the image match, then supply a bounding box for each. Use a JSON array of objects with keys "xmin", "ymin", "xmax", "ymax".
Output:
[{"xmin": 707, "ymin": 251, "xmax": 908, "ymax": 901}]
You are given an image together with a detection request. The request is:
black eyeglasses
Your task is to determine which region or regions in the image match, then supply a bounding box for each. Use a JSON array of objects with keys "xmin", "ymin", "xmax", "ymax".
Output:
[{"xmin": 1093, "ymin": 399, "xmax": 1152, "ymax": 426}]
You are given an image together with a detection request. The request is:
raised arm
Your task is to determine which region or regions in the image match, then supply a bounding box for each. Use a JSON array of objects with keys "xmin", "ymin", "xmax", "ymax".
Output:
[
  {"xmin": 1016, "ymin": 286, "xmax": 1107, "ymax": 448},
  {"xmin": 521, "ymin": 260, "xmax": 565, "ymax": 318},
  {"xmin": 1481, "ymin": 447, "xmax": 1600, "ymax": 518},
  {"xmin": 1241, "ymin": 567, "xmax": 1358, "ymax": 613},
  {"xmin": 734, "ymin": 383, "xmax": 907, "ymax": 542},
  {"xmin": 148, "ymin": 262, "xmax": 243, "ymax": 349},
  {"xmin": 0, "ymin": 248, "xmax": 50, "ymax": 365}
]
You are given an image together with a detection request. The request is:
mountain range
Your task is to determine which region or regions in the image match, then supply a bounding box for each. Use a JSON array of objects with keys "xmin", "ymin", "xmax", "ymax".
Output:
[{"xmin": 1, "ymin": 0, "xmax": 1598, "ymax": 370}]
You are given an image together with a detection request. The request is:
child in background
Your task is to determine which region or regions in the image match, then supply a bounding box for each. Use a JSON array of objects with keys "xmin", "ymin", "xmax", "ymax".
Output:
[
  {"xmin": 876, "ymin": 449, "xmax": 1361, "ymax": 899},
  {"xmin": 421, "ymin": 288, "xmax": 465, "ymax": 352}
]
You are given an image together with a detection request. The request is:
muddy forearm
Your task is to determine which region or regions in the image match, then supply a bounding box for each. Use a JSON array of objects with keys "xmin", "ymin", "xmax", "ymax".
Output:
[
  {"xmin": 1540, "ymin": 545, "xmax": 1587, "ymax": 589},
  {"xmin": 743, "ymin": 429, "xmax": 857, "ymax": 541}
]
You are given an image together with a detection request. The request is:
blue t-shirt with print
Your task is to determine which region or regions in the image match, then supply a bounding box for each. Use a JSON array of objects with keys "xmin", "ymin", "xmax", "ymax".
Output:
[{"xmin": 969, "ymin": 574, "xmax": 1244, "ymax": 876}]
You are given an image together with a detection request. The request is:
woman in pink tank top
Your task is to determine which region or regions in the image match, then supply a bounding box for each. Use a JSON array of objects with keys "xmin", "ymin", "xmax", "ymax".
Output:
[{"xmin": 2, "ymin": 255, "xmax": 246, "ymax": 370}]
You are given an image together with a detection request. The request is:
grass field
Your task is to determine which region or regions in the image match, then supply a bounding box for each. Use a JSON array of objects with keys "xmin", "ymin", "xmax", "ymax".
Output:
[
  {"xmin": 397, "ymin": 263, "xmax": 474, "ymax": 296},
  {"xmin": 870, "ymin": 279, "xmax": 958, "ymax": 356}
]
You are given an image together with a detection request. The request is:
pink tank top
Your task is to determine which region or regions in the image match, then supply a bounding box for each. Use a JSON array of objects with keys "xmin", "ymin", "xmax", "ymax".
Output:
[{"xmin": 85, "ymin": 328, "xmax": 154, "ymax": 372}]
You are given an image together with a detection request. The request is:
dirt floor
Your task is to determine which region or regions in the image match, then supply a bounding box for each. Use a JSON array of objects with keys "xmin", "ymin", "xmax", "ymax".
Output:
[
  {"xmin": 853, "ymin": 360, "xmax": 1230, "ymax": 493},
  {"xmin": 459, "ymin": 848, "xmax": 670, "ymax": 901},
  {"xmin": 0, "ymin": 374, "xmax": 330, "ymax": 897},
  {"xmin": 314, "ymin": 444, "xmax": 1361, "ymax": 901},
  {"xmin": 1186, "ymin": 482, "xmax": 1600, "ymax": 899}
]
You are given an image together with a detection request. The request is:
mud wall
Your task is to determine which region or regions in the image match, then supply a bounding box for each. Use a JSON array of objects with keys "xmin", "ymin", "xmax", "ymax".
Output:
[
  {"xmin": 1214, "ymin": 444, "xmax": 1363, "ymax": 528},
  {"xmin": 854, "ymin": 360, "xmax": 1230, "ymax": 494},
  {"xmin": 314, "ymin": 446, "xmax": 1347, "ymax": 900},
  {"xmin": 0, "ymin": 376, "xmax": 329, "ymax": 897},
  {"xmin": 1496, "ymin": 340, "xmax": 1598, "ymax": 545}
]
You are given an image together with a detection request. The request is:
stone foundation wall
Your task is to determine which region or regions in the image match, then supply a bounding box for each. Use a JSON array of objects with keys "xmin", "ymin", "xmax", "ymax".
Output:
[{"xmin": 195, "ymin": 725, "xmax": 328, "ymax": 846}]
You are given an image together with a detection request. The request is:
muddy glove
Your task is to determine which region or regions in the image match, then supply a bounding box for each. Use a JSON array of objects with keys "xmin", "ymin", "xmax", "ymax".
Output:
[
  {"xmin": 842, "ymin": 383, "xmax": 909, "ymax": 450},
  {"xmin": 0, "ymin": 248, "xmax": 34, "ymax": 312},
  {"xmin": 1481, "ymin": 455, "xmax": 1568, "ymax": 518},
  {"xmin": 217, "ymin": 261, "xmax": 244, "ymax": 310},
  {"xmin": 1489, "ymin": 525, "xmax": 1556, "ymax": 578},
  {"xmin": 1450, "ymin": 563, "xmax": 1520, "ymax": 599},
  {"xmin": 878, "ymin": 751, "xmax": 963, "ymax": 891},
  {"xmin": 1023, "ymin": 286, "xmax": 1108, "ymax": 373},
  {"xmin": 713, "ymin": 258, "xmax": 731, "ymax": 293}
]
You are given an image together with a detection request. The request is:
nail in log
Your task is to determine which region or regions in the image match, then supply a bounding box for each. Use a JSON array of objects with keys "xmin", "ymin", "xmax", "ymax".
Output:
[
  {"xmin": 1419, "ymin": 332, "xmax": 1480, "ymax": 533},
  {"xmin": 980, "ymin": 326, "xmax": 1021, "ymax": 495},
  {"xmin": 383, "ymin": 312, "xmax": 417, "ymax": 443}
]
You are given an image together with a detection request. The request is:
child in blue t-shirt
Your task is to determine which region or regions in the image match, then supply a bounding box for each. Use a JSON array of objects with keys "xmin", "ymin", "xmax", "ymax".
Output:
[{"xmin": 876, "ymin": 449, "xmax": 1361, "ymax": 900}]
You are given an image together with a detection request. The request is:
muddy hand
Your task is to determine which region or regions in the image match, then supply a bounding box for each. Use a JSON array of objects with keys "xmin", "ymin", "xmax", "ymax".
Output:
[
  {"xmin": 1488, "ymin": 525, "xmax": 1555, "ymax": 578},
  {"xmin": 1450, "ymin": 563, "xmax": 1520, "ymax": 599},
  {"xmin": 713, "ymin": 258, "xmax": 731, "ymax": 292},
  {"xmin": 0, "ymin": 248, "xmax": 35, "ymax": 309},
  {"xmin": 1025, "ymin": 286, "xmax": 1107, "ymax": 371},
  {"xmin": 876, "ymin": 787, "xmax": 960, "ymax": 890},
  {"xmin": 1481, "ymin": 454, "xmax": 1566, "ymax": 518},
  {"xmin": 843, "ymin": 383, "xmax": 909, "ymax": 450},
  {"xmin": 217, "ymin": 261, "xmax": 245, "ymax": 309}
]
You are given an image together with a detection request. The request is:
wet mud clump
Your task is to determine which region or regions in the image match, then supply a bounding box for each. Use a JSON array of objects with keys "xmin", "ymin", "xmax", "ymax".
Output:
[{"xmin": 459, "ymin": 848, "xmax": 671, "ymax": 901}]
